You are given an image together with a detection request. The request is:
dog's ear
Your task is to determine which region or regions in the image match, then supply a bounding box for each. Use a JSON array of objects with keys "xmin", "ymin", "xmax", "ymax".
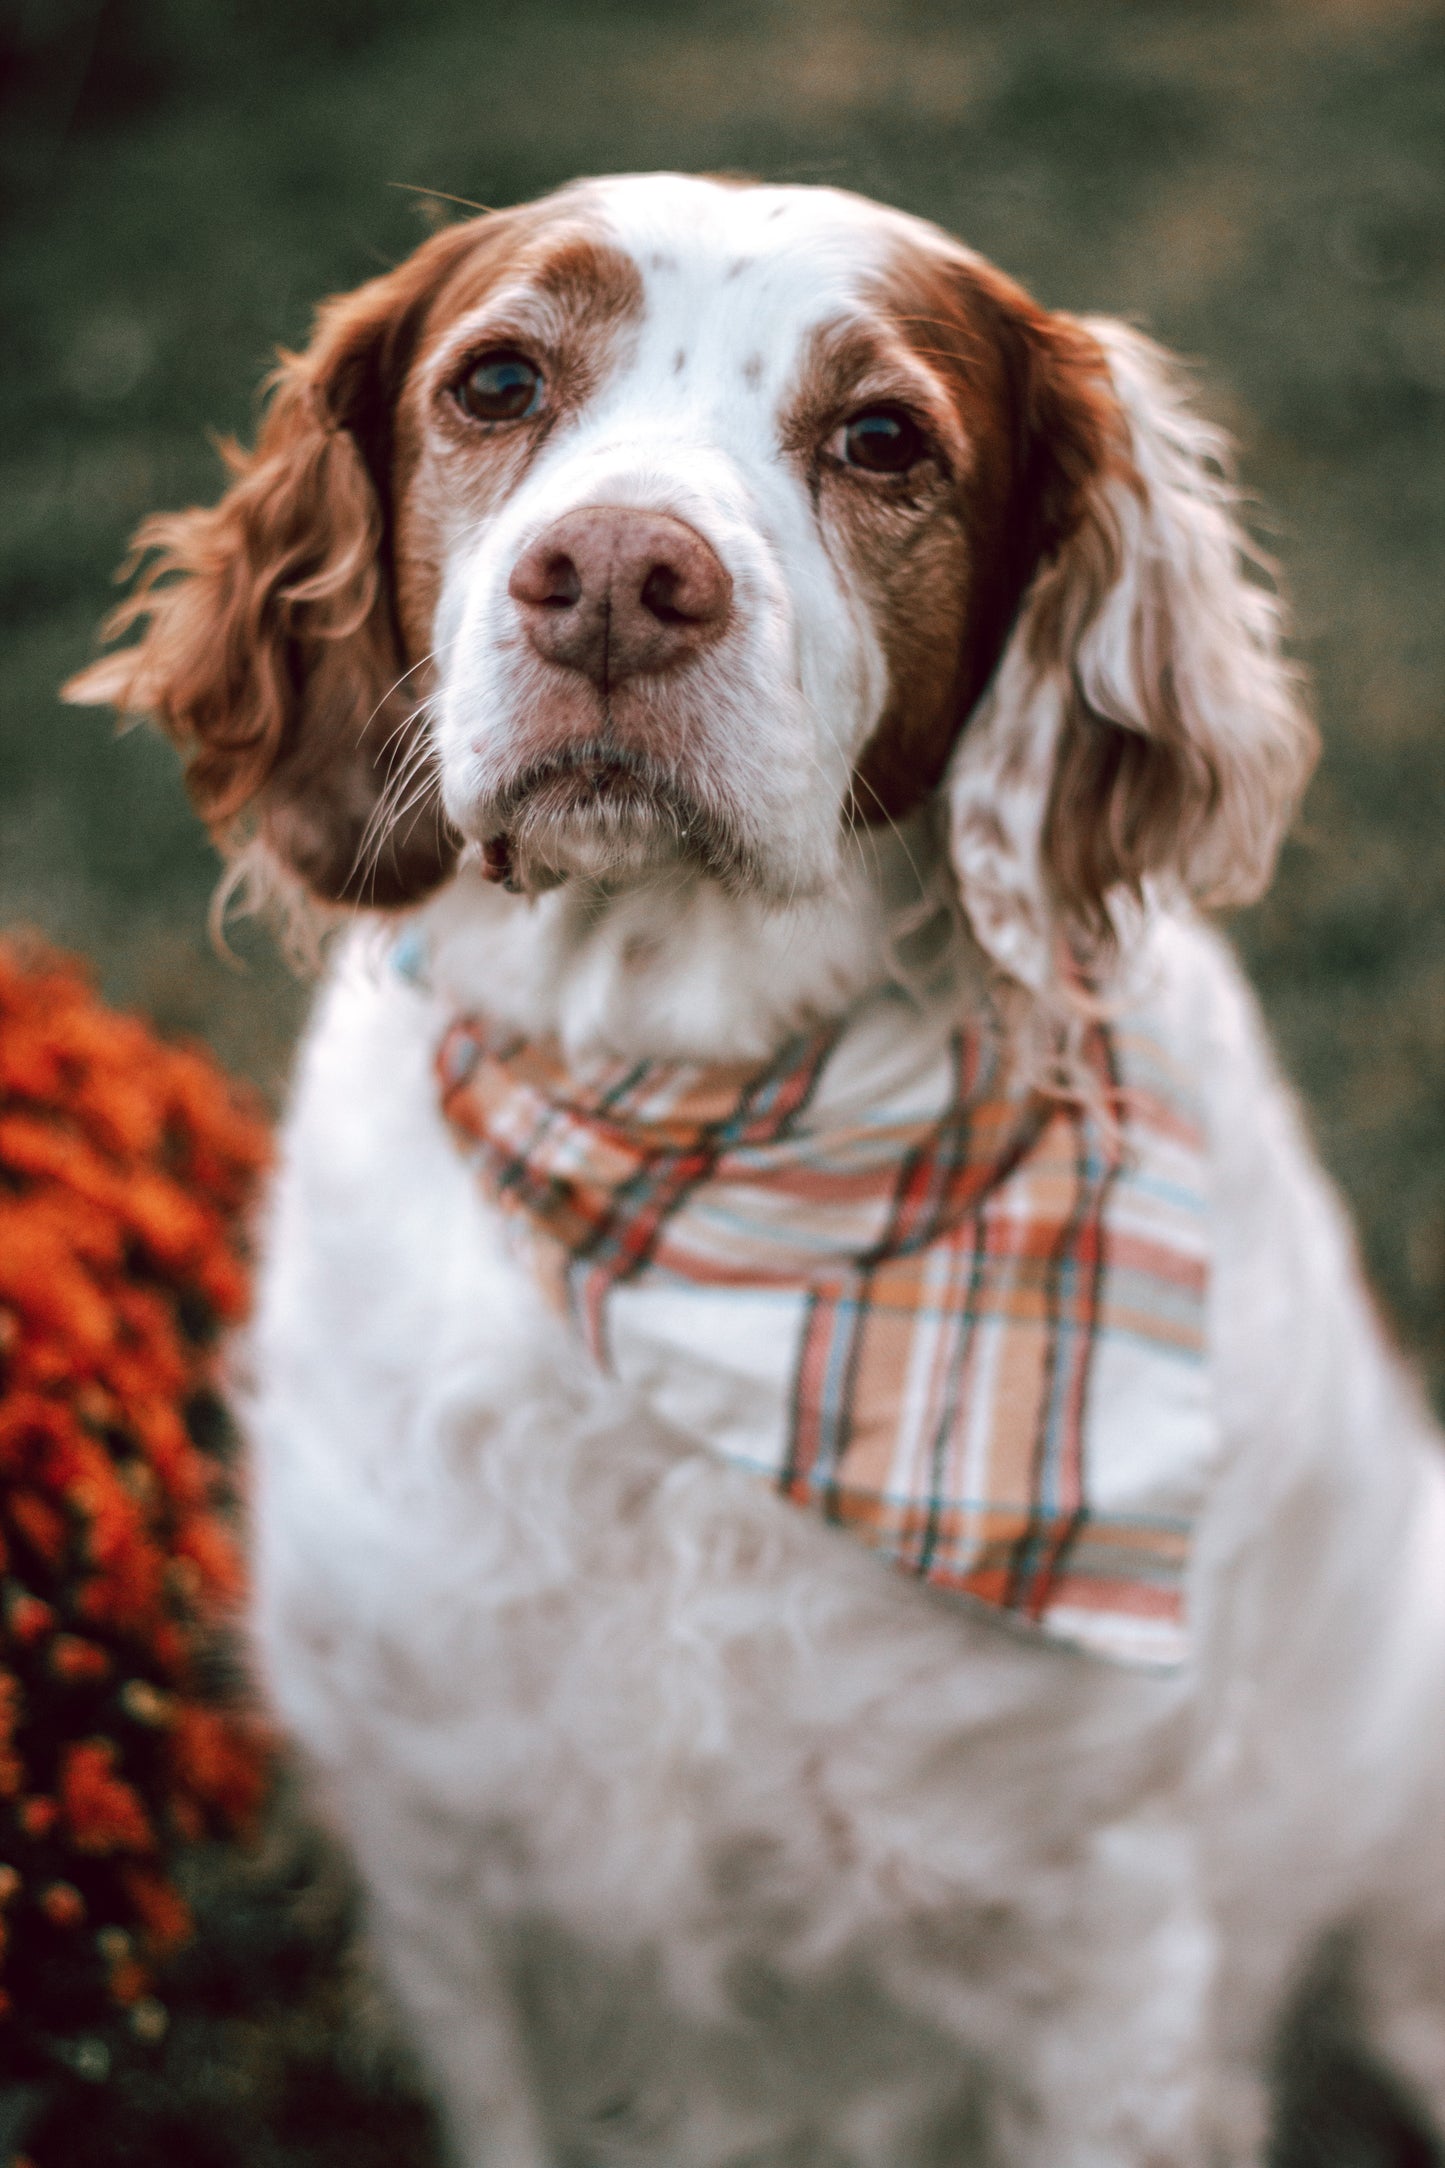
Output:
[
  {"xmin": 946, "ymin": 309, "xmax": 1317, "ymax": 996},
  {"xmin": 65, "ymin": 221, "xmax": 483, "ymax": 908}
]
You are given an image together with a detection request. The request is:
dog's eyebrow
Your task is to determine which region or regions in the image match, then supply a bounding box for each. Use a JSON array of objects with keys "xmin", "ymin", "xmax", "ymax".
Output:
[
  {"xmin": 524, "ymin": 234, "xmax": 645, "ymax": 325},
  {"xmin": 424, "ymin": 224, "xmax": 646, "ymax": 360},
  {"xmin": 776, "ymin": 311, "xmax": 961, "ymax": 458},
  {"xmin": 478, "ymin": 234, "xmax": 646, "ymax": 345}
]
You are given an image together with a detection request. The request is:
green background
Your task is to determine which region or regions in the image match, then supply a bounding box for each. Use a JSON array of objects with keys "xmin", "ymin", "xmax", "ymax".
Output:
[{"xmin": 1, "ymin": 2, "xmax": 1443, "ymax": 2159}]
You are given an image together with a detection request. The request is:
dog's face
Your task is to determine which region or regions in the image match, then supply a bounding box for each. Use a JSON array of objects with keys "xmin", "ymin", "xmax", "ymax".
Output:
[
  {"xmin": 68, "ymin": 173, "xmax": 1312, "ymax": 984},
  {"xmin": 389, "ymin": 175, "xmax": 1094, "ymax": 901}
]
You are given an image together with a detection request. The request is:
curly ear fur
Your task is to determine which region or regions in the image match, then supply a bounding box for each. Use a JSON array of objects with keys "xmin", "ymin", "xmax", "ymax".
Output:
[
  {"xmin": 64, "ymin": 223, "xmax": 480, "ymax": 908},
  {"xmin": 948, "ymin": 315, "xmax": 1318, "ymax": 998}
]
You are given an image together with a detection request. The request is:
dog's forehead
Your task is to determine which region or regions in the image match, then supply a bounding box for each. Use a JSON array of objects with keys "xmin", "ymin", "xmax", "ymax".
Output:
[{"xmin": 567, "ymin": 173, "xmax": 950, "ymax": 383}]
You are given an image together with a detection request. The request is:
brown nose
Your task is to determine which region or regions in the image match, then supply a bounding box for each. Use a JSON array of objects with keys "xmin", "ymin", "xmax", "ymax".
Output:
[{"xmin": 507, "ymin": 507, "xmax": 732, "ymax": 690}]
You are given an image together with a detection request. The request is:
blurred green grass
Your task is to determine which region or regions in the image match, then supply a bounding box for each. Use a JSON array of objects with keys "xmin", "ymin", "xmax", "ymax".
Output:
[{"xmin": 1, "ymin": 4, "xmax": 1443, "ymax": 2158}]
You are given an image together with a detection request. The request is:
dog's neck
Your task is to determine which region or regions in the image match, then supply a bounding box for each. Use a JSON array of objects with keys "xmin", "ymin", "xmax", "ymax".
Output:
[{"xmin": 417, "ymin": 804, "xmax": 986, "ymax": 1067}]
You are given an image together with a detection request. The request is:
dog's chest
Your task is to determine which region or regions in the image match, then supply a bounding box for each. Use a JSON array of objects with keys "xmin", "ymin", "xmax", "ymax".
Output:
[
  {"xmin": 250, "ymin": 951, "xmax": 1174, "ymax": 1893},
  {"xmin": 249, "ymin": 1146, "xmax": 1174, "ymax": 2062}
]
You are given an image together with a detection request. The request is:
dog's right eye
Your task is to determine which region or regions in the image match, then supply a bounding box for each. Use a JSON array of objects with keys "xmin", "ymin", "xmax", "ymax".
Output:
[
  {"xmin": 456, "ymin": 351, "xmax": 545, "ymax": 424},
  {"xmin": 839, "ymin": 405, "xmax": 927, "ymax": 475}
]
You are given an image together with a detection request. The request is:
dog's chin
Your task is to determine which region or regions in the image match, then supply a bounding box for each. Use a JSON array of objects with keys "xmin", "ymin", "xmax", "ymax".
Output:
[{"xmin": 473, "ymin": 754, "xmax": 761, "ymax": 897}]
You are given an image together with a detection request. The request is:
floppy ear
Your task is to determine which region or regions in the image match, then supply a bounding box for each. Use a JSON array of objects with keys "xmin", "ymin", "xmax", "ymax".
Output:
[
  {"xmin": 64, "ymin": 223, "xmax": 479, "ymax": 908},
  {"xmin": 947, "ymin": 313, "xmax": 1317, "ymax": 998}
]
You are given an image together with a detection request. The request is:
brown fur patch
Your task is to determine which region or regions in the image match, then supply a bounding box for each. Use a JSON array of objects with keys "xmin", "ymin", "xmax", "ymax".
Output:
[{"xmin": 842, "ymin": 239, "xmax": 1121, "ymax": 828}]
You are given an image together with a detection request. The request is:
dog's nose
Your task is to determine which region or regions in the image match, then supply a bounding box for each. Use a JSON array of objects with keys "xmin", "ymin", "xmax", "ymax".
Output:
[{"xmin": 508, "ymin": 507, "xmax": 732, "ymax": 689}]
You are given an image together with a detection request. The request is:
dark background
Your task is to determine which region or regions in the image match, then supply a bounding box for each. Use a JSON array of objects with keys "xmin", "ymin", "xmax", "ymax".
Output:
[{"xmin": 2, "ymin": 1, "xmax": 1443, "ymax": 2161}]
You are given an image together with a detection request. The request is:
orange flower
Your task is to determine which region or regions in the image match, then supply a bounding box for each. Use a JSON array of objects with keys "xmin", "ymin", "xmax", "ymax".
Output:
[
  {"xmin": 170, "ymin": 1703, "xmax": 268, "ymax": 1825},
  {"xmin": 0, "ymin": 938, "xmax": 272, "ymax": 2061},
  {"xmin": 59, "ymin": 1740, "xmax": 155, "ymax": 1856},
  {"xmin": 120, "ymin": 1867, "xmax": 192, "ymax": 1957},
  {"xmin": 48, "ymin": 1636, "xmax": 111, "ymax": 1683},
  {"xmin": 6, "ymin": 1592, "xmax": 53, "ymax": 1644},
  {"xmin": 38, "ymin": 1882, "xmax": 85, "ymax": 1929}
]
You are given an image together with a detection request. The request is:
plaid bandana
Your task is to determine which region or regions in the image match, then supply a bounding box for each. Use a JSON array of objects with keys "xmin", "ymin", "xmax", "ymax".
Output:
[{"xmin": 434, "ymin": 979, "xmax": 1215, "ymax": 1668}]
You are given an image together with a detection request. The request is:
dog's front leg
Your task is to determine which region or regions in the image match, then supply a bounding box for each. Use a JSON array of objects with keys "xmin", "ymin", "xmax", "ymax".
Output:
[
  {"xmin": 365, "ymin": 1882, "xmax": 549, "ymax": 2168},
  {"xmin": 1352, "ymin": 1464, "xmax": 1445, "ymax": 2152},
  {"xmin": 1022, "ymin": 1879, "xmax": 1218, "ymax": 2168},
  {"xmin": 899, "ymin": 1809, "xmax": 1221, "ymax": 2168},
  {"xmin": 391, "ymin": 1955, "xmax": 543, "ymax": 2168},
  {"xmin": 343, "ymin": 1802, "xmax": 550, "ymax": 2168}
]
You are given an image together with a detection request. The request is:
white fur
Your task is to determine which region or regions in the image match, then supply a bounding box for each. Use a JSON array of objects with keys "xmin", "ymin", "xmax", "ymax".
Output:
[{"xmin": 243, "ymin": 177, "xmax": 1445, "ymax": 2167}]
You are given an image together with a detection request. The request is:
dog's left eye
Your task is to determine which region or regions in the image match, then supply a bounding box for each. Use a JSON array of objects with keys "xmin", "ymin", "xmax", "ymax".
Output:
[
  {"xmin": 456, "ymin": 351, "xmax": 545, "ymax": 424},
  {"xmin": 837, "ymin": 406, "xmax": 928, "ymax": 475}
]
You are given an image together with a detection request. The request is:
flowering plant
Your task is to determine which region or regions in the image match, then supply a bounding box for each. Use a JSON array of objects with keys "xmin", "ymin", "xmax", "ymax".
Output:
[{"xmin": 0, "ymin": 940, "xmax": 270, "ymax": 2091}]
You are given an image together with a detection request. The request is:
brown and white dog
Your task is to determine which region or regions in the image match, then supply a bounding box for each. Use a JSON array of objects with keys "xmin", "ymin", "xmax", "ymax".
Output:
[{"xmin": 70, "ymin": 174, "xmax": 1445, "ymax": 2168}]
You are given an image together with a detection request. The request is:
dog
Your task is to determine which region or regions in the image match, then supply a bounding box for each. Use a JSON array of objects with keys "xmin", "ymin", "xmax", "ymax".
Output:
[{"xmin": 68, "ymin": 172, "xmax": 1445, "ymax": 2168}]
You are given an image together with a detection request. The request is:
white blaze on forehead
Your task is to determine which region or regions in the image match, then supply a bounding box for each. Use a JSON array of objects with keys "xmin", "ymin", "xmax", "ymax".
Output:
[
  {"xmin": 572, "ymin": 172, "xmax": 935, "ymax": 412},
  {"xmin": 580, "ymin": 169, "xmax": 948, "ymax": 266}
]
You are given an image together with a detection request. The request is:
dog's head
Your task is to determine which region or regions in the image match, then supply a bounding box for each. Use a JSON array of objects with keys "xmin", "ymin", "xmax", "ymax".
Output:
[{"xmin": 67, "ymin": 173, "xmax": 1314, "ymax": 988}]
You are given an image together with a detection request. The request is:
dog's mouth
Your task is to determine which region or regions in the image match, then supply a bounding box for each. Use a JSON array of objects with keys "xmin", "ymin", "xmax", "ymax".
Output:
[{"xmin": 476, "ymin": 744, "xmax": 757, "ymax": 895}]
